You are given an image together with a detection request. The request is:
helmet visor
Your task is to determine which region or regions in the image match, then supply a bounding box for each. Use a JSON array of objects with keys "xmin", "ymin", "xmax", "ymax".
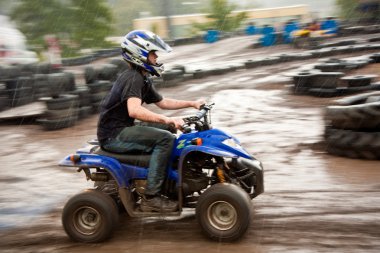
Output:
[{"xmin": 150, "ymin": 34, "xmax": 172, "ymax": 53}]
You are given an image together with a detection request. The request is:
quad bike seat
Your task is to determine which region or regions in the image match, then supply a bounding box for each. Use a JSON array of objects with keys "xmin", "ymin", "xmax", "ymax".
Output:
[{"xmin": 93, "ymin": 147, "xmax": 151, "ymax": 168}]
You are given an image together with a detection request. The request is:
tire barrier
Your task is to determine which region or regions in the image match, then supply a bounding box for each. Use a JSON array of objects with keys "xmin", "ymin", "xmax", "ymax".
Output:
[
  {"xmin": 162, "ymin": 69, "xmax": 184, "ymax": 81},
  {"xmin": 87, "ymin": 80, "xmax": 112, "ymax": 94},
  {"xmin": 87, "ymin": 80, "xmax": 111, "ymax": 113},
  {"xmin": 370, "ymin": 53, "xmax": 380, "ymax": 63},
  {"xmin": 62, "ymin": 55, "xmax": 94, "ymax": 66},
  {"xmin": 66, "ymin": 72, "xmax": 76, "ymax": 91},
  {"xmin": 38, "ymin": 94, "xmax": 80, "ymax": 130},
  {"xmin": 324, "ymin": 91, "xmax": 380, "ymax": 160},
  {"xmin": 37, "ymin": 116, "xmax": 78, "ymax": 131},
  {"xmin": 108, "ymin": 58, "xmax": 129, "ymax": 73},
  {"xmin": 49, "ymin": 72, "xmax": 76, "ymax": 95},
  {"xmin": 341, "ymin": 75, "xmax": 377, "ymax": 87},
  {"xmin": 70, "ymin": 87, "xmax": 91, "ymax": 108},
  {"xmin": 84, "ymin": 64, "xmax": 119, "ymax": 84},
  {"xmin": 245, "ymin": 59, "xmax": 266, "ymax": 69},
  {"xmin": 44, "ymin": 94, "xmax": 79, "ymax": 110},
  {"xmin": 368, "ymin": 37, "xmax": 380, "ymax": 43},
  {"xmin": 0, "ymin": 83, "xmax": 7, "ymax": 111},
  {"xmin": 78, "ymin": 106, "xmax": 93, "ymax": 118},
  {"xmin": 84, "ymin": 66, "xmax": 99, "ymax": 84},
  {"xmin": 311, "ymin": 48, "xmax": 335, "ymax": 58},
  {"xmin": 314, "ymin": 63, "xmax": 348, "ymax": 72},
  {"xmin": 244, "ymin": 57, "xmax": 280, "ymax": 69},
  {"xmin": 288, "ymin": 71, "xmax": 344, "ymax": 95},
  {"xmin": 325, "ymin": 102, "xmax": 380, "ymax": 131},
  {"xmin": 62, "ymin": 48, "xmax": 120, "ymax": 67},
  {"xmin": 272, "ymin": 53, "xmax": 302, "ymax": 62},
  {"xmin": 316, "ymin": 58, "xmax": 370, "ymax": 72},
  {"xmin": 0, "ymin": 65, "xmax": 21, "ymax": 80},
  {"xmin": 69, "ymin": 87, "xmax": 92, "ymax": 119},
  {"xmin": 211, "ymin": 66, "xmax": 232, "ymax": 75},
  {"xmin": 0, "ymin": 96, "xmax": 8, "ymax": 112},
  {"xmin": 1, "ymin": 67, "xmax": 79, "ymax": 110},
  {"xmin": 311, "ymin": 72, "xmax": 344, "ymax": 89},
  {"xmin": 324, "ymin": 127, "xmax": 380, "ymax": 160},
  {"xmin": 2, "ymin": 77, "xmax": 35, "ymax": 107},
  {"xmin": 288, "ymin": 67, "xmax": 380, "ymax": 97},
  {"xmin": 192, "ymin": 69, "xmax": 213, "ymax": 79},
  {"xmin": 339, "ymin": 25, "xmax": 380, "ymax": 36},
  {"xmin": 98, "ymin": 64, "xmax": 119, "ymax": 81},
  {"xmin": 318, "ymin": 39, "xmax": 358, "ymax": 49},
  {"xmin": 171, "ymin": 65, "xmax": 186, "ymax": 74},
  {"xmin": 33, "ymin": 74, "xmax": 50, "ymax": 99},
  {"xmin": 160, "ymin": 69, "xmax": 185, "ymax": 87}
]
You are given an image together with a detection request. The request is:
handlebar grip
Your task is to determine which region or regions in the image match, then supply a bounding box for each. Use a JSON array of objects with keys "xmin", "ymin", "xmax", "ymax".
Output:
[{"xmin": 195, "ymin": 109, "xmax": 207, "ymax": 119}]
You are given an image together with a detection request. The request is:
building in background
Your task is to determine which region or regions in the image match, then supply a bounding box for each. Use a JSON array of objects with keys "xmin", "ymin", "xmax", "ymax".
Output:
[{"xmin": 133, "ymin": 5, "xmax": 311, "ymax": 39}]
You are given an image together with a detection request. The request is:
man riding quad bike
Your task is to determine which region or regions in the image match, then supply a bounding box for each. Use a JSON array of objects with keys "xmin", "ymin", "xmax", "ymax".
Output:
[{"xmin": 59, "ymin": 30, "xmax": 264, "ymax": 243}]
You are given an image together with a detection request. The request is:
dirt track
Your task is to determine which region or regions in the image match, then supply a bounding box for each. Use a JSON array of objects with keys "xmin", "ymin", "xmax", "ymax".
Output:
[{"xmin": 0, "ymin": 35, "xmax": 380, "ymax": 253}]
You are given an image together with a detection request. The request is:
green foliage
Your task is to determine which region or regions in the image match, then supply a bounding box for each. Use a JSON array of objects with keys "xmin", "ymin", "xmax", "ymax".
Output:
[
  {"xmin": 192, "ymin": 0, "xmax": 247, "ymax": 33},
  {"xmin": 335, "ymin": 0, "xmax": 360, "ymax": 19},
  {"xmin": 10, "ymin": 0, "xmax": 113, "ymax": 57}
]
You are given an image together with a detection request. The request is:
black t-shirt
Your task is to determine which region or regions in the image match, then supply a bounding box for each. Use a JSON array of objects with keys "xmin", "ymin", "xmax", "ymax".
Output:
[{"xmin": 97, "ymin": 68, "xmax": 163, "ymax": 143}]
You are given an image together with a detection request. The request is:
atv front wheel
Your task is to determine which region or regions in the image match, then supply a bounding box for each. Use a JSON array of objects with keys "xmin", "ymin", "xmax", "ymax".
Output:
[
  {"xmin": 196, "ymin": 183, "xmax": 252, "ymax": 241},
  {"xmin": 62, "ymin": 189, "xmax": 119, "ymax": 243}
]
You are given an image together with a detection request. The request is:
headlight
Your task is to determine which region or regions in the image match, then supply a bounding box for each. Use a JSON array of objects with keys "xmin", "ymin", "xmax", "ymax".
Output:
[{"xmin": 222, "ymin": 138, "xmax": 240, "ymax": 148}]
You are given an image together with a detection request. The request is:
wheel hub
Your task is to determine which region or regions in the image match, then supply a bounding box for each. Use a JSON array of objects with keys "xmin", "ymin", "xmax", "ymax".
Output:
[
  {"xmin": 73, "ymin": 206, "xmax": 101, "ymax": 235},
  {"xmin": 207, "ymin": 201, "xmax": 237, "ymax": 231}
]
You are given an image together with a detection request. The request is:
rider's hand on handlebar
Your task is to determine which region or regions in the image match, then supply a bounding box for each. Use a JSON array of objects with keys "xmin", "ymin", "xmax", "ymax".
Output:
[
  {"xmin": 166, "ymin": 117, "xmax": 185, "ymax": 130},
  {"xmin": 192, "ymin": 99, "xmax": 207, "ymax": 110}
]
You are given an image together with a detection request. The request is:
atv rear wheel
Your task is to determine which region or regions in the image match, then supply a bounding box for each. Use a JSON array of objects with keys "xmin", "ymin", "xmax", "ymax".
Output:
[
  {"xmin": 62, "ymin": 189, "xmax": 119, "ymax": 243},
  {"xmin": 196, "ymin": 183, "xmax": 252, "ymax": 241}
]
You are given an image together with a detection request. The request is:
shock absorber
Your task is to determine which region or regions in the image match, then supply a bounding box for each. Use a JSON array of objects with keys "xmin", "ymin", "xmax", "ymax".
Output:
[{"xmin": 216, "ymin": 167, "xmax": 226, "ymax": 183}]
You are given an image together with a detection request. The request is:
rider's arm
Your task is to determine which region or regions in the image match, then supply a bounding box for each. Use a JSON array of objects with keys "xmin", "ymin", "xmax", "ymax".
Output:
[
  {"xmin": 127, "ymin": 97, "xmax": 170, "ymax": 124},
  {"xmin": 156, "ymin": 98, "xmax": 203, "ymax": 110}
]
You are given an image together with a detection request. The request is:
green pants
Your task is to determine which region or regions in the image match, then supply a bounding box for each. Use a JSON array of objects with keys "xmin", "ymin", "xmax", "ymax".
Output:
[{"xmin": 102, "ymin": 125, "xmax": 175, "ymax": 196}]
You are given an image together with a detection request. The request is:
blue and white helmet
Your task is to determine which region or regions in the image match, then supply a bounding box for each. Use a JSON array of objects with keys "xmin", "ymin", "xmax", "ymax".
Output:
[{"xmin": 121, "ymin": 30, "xmax": 172, "ymax": 76}]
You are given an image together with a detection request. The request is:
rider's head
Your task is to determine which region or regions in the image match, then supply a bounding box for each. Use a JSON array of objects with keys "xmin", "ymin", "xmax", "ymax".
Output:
[{"xmin": 121, "ymin": 30, "xmax": 172, "ymax": 77}]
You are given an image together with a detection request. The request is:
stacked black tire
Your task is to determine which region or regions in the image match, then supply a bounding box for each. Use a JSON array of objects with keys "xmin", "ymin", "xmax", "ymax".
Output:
[
  {"xmin": 0, "ymin": 63, "xmax": 60, "ymax": 111},
  {"xmin": 324, "ymin": 91, "xmax": 380, "ymax": 159},
  {"xmin": 0, "ymin": 65, "xmax": 31, "ymax": 110},
  {"xmin": 84, "ymin": 62, "xmax": 120, "ymax": 113},
  {"xmin": 289, "ymin": 53, "xmax": 380, "ymax": 97},
  {"xmin": 37, "ymin": 71, "xmax": 81, "ymax": 130},
  {"xmin": 38, "ymin": 94, "xmax": 80, "ymax": 130}
]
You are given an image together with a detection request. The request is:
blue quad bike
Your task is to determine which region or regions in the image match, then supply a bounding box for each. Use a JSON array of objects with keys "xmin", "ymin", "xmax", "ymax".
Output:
[{"xmin": 59, "ymin": 103, "xmax": 264, "ymax": 242}]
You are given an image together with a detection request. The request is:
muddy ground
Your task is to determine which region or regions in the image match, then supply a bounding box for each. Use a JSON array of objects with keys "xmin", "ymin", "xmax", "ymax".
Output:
[{"xmin": 0, "ymin": 35, "xmax": 380, "ymax": 253}]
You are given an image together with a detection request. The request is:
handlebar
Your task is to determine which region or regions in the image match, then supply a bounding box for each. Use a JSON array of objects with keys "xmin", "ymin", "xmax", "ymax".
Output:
[
  {"xmin": 182, "ymin": 103, "xmax": 215, "ymax": 133},
  {"xmin": 195, "ymin": 103, "xmax": 214, "ymax": 120}
]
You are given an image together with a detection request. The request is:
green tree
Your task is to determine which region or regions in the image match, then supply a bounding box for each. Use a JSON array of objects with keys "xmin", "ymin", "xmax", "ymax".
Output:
[
  {"xmin": 10, "ymin": 0, "xmax": 68, "ymax": 46},
  {"xmin": 192, "ymin": 0, "xmax": 247, "ymax": 33},
  {"xmin": 335, "ymin": 0, "xmax": 360, "ymax": 20},
  {"xmin": 70, "ymin": 0, "xmax": 113, "ymax": 49},
  {"xmin": 10, "ymin": 0, "xmax": 114, "ymax": 57}
]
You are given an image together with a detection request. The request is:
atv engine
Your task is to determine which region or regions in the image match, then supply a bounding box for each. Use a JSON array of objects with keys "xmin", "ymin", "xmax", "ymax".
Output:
[{"xmin": 182, "ymin": 166, "xmax": 209, "ymax": 196}]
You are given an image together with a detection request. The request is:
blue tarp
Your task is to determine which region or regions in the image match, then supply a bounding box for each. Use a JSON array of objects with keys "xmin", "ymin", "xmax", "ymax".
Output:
[
  {"xmin": 260, "ymin": 26, "xmax": 276, "ymax": 46},
  {"xmin": 321, "ymin": 19, "xmax": 339, "ymax": 35},
  {"xmin": 204, "ymin": 30, "xmax": 219, "ymax": 43},
  {"xmin": 245, "ymin": 25, "xmax": 256, "ymax": 35},
  {"xmin": 283, "ymin": 22, "xmax": 299, "ymax": 43}
]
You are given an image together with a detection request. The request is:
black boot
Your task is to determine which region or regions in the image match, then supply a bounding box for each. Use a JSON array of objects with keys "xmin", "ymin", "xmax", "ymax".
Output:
[{"xmin": 140, "ymin": 195, "xmax": 178, "ymax": 212}]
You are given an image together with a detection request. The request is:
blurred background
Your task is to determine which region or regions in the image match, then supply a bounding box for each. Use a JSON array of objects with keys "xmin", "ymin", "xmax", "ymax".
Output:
[
  {"xmin": 0, "ymin": 1, "xmax": 380, "ymax": 252},
  {"xmin": 0, "ymin": 0, "xmax": 378, "ymax": 62}
]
